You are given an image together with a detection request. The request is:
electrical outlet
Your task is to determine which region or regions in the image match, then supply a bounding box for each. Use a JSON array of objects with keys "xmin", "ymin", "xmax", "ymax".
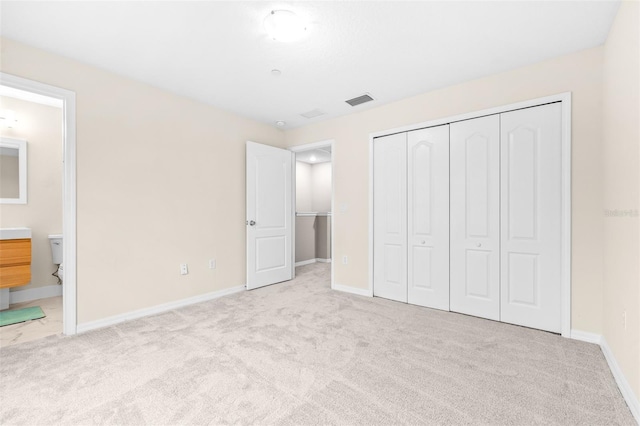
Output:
[
  {"xmin": 623, "ymin": 310, "xmax": 627, "ymax": 330},
  {"xmin": 342, "ymin": 255, "xmax": 348, "ymax": 265},
  {"xmin": 180, "ymin": 263, "xmax": 188, "ymax": 275},
  {"xmin": 209, "ymin": 259, "xmax": 216, "ymax": 269}
]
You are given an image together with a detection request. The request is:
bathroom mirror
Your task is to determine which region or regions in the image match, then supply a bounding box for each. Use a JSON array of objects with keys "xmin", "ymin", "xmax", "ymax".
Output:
[{"xmin": 0, "ymin": 138, "xmax": 27, "ymax": 204}]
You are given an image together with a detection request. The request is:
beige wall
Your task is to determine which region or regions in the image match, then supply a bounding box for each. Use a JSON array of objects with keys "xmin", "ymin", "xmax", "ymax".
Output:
[
  {"xmin": 311, "ymin": 162, "xmax": 332, "ymax": 213},
  {"xmin": 602, "ymin": 0, "xmax": 640, "ymax": 398},
  {"xmin": 285, "ymin": 47, "xmax": 604, "ymax": 334},
  {"xmin": 0, "ymin": 38, "xmax": 285, "ymax": 323},
  {"xmin": 0, "ymin": 96, "xmax": 63, "ymax": 291},
  {"xmin": 295, "ymin": 161, "xmax": 312, "ymax": 212}
]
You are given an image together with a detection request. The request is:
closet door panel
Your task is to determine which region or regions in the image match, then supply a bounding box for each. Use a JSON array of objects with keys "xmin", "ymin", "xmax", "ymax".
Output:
[
  {"xmin": 500, "ymin": 103, "xmax": 562, "ymax": 333},
  {"xmin": 450, "ymin": 115, "xmax": 500, "ymax": 321},
  {"xmin": 373, "ymin": 133, "xmax": 408, "ymax": 303},
  {"xmin": 407, "ymin": 125, "xmax": 450, "ymax": 310}
]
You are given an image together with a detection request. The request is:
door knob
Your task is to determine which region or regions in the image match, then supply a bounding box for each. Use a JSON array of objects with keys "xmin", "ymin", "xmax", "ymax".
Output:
[
  {"xmin": 421, "ymin": 240, "xmax": 426, "ymax": 244},
  {"xmin": 477, "ymin": 243, "xmax": 482, "ymax": 247},
  {"xmin": 248, "ymin": 220, "xmax": 256, "ymax": 226}
]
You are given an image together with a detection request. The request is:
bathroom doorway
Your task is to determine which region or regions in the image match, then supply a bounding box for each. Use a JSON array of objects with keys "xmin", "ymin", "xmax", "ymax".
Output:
[
  {"xmin": 0, "ymin": 73, "xmax": 77, "ymax": 339},
  {"xmin": 290, "ymin": 140, "xmax": 334, "ymax": 286}
]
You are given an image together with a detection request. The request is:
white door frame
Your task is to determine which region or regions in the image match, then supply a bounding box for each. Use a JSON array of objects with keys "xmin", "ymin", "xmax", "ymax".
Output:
[
  {"xmin": 289, "ymin": 140, "xmax": 335, "ymax": 289},
  {"xmin": 369, "ymin": 92, "xmax": 572, "ymax": 337},
  {"xmin": 0, "ymin": 72, "xmax": 77, "ymax": 336}
]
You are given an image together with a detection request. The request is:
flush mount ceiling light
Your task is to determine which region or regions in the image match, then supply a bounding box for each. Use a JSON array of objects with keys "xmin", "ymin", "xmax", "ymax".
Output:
[
  {"xmin": 276, "ymin": 120, "xmax": 286, "ymax": 127},
  {"xmin": 264, "ymin": 10, "xmax": 306, "ymax": 42}
]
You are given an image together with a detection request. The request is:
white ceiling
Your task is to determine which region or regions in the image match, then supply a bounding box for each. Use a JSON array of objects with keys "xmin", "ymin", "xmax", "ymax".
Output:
[{"xmin": 0, "ymin": 1, "xmax": 620, "ymax": 129}]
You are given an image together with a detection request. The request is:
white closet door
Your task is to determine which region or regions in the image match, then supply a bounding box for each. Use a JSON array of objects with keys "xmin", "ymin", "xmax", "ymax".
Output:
[
  {"xmin": 373, "ymin": 132, "xmax": 407, "ymax": 303},
  {"xmin": 500, "ymin": 103, "xmax": 562, "ymax": 333},
  {"xmin": 407, "ymin": 125, "xmax": 450, "ymax": 310},
  {"xmin": 450, "ymin": 115, "xmax": 500, "ymax": 320}
]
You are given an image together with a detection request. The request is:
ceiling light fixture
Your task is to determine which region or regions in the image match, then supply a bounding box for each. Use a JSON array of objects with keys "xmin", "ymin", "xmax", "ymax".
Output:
[
  {"xmin": 271, "ymin": 69, "xmax": 282, "ymax": 76},
  {"xmin": 309, "ymin": 155, "xmax": 317, "ymax": 162},
  {"xmin": 264, "ymin": 10, "xmax": 306, "ymax": 42},
  {"xmin": 276, "ymin": 120, "xmax": 286, "ymax": 127}
]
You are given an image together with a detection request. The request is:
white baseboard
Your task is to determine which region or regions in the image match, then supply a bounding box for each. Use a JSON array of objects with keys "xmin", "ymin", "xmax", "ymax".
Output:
[
  {"xmin": 295, "ymin": 258, "xmax": 333, "ymax": 267},
  {"xmin": 9, "ymin": 284, "xmax": 63, "ymax": 304},
  {"xmin": 331, "ymin": 283, "xmax": 373, "ymax": 297},
  {"xmin": 570, "ymin": 330, "xmax": 639, "ymax": 422},
  {"xmin": 570, "ymin": 329, "xmax": 602, "ymax": 344},
  {"xmin": 76, "ymin": 285, "xmax": 245, "ymax": 334},
  {"xmin": 600, "ymin": 337, "xmax": 640, "ymax": 423}
]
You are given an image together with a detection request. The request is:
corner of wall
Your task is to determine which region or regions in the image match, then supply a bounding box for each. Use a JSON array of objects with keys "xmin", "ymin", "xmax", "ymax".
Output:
[{"xmin": 601, "ymin": 0, "xmax": 640, "ymax": 402}]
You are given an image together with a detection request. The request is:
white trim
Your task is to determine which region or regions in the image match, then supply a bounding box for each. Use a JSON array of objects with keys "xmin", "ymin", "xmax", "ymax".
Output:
[
  {"xmin": 332, "ymin": 282, "xmax": 373, "ymax": 297},
  {"xmin": 9, "ymin": 285, "xmax": 63, "ymax": 304},
  {"xmin": 296, "ymin": 212, "xmax": 332, "ymax": 217},
  {"xmin": 0, "ymin": 137, "xmax": 27, "ymax": 204},
  {"xmin": 289, "ymin": 139, "xmax": 335, "ymax": 290},
  {"xmin": 289, "ymin": 140, "xmax": 334, "ymax": 152},
  {"xmin": 0, "ymin": 85, "xmax": 63, "ymax": 108},
  {"xmin": 601, "ymin": 337, "xmax": 640, "ymax": 423},
  {"xmin": 369, "ymin": 93, "xmax": 572, "ymax": 139},
  {"xmin": 570, "ymin": 329, "xmax": 602, "ymax": 344},
  {"xmin": 77, "ymin": 285, "xmax": 245, "ymax": 334},
  {"xmin": 368, "ymin": 128, "xmax": 375, "ymax": 301},
  {"xmin": 570, "ymin": 331, "xmax": 639, "ymax": 421},
  {"xmin": 560, "ymin": 95, "xmax": 572, "ymax": 338},
  {"xmin": 295, "ymin": 258, "xmax": 333, "ymax": 267},
  {"xmin": 368, "ymin": 92, "xmax": 572, "ymax": 337},
  {"xmin": 1, "ymin": 72, "xmax": 77, "ymax": 336}
]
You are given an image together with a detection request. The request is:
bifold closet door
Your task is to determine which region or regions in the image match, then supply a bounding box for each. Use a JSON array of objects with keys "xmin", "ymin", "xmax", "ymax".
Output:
[
  {"xmin": 500, "ymin": 103, "xmax": 562, "ymax": 333},
  {"xmin": 450, "ymin": 115, "xmax": 500, "ymax": 321},
  {"xmin": 407, "ymin": 125, "xmax": 450, "ymax": 310},
  {"xmin": 373, "ymin": 132, "xmax": 407, "ymax": 303}
]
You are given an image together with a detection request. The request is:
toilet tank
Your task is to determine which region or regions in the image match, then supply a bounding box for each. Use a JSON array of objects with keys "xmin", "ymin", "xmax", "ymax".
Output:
[{"xmin": 48, "ymin": 234, "xmax": 63, "ymax": 265}]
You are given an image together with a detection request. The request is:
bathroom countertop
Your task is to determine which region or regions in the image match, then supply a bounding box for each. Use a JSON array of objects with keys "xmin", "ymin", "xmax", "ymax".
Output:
[{"xmin": 0, "ymin": 228, "xmax": 32, "ymax": 240}]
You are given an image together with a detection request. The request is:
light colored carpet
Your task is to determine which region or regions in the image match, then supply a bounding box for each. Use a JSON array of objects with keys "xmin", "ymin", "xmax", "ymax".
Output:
[{"xmin": 0, "ymin": 263, "xmax": 634, "ymax": 425}]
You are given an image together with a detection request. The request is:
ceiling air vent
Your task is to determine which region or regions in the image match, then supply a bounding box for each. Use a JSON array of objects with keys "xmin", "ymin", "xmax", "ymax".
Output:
[
  {"xmin": 300, "ymin": 109, "xmax": 325, "ymax": 119},
  {"xmin": 345, "ymin": 93, "xmax": 374, "ymax": 107}
]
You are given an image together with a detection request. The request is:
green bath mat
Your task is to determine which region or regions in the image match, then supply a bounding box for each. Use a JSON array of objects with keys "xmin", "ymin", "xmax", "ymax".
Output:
[{"xmin": 0, "ymin": 306, "xmax": 45, "ymax": 327}]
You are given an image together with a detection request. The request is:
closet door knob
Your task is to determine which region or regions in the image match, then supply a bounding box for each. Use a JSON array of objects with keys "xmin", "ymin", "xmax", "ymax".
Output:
[
  {"xmin": 421, "ymin": 240, "xmax": 426, "ymax": 244},
  {"xmin": 477, "ymin": 243, "xmax": 482, "ymax": 248}
]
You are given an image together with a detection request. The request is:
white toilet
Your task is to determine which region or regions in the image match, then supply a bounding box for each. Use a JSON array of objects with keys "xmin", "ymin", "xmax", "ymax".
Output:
[{"xmin": 48, "ymin": 234, "xmax": 63, "ymax": 283}]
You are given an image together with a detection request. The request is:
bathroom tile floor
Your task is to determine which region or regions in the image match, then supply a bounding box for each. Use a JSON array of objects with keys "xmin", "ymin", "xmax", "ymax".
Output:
[{"xmin": 0, "ymin": 296, "xmax": 62, "ymax": 348}]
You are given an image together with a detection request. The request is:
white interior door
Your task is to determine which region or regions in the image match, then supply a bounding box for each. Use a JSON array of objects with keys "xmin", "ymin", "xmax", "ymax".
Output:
[
  {"xmin": 407, "ymin": 125, "xmax": 450, "ymax": 310},
  {"xmin": 450, "ymin": 115, "xmax": 500, "ymax": 320},
  {"xmin": 373, "ymin": 133, "xmax": 407, "ymax": 303},
  {"xmin": 246, "ymin": 141, "xmax": 293, "ymax": 290},
  {"xmin": 500, "ymin": 103, "xmax": 562, "ymax": 333}
]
